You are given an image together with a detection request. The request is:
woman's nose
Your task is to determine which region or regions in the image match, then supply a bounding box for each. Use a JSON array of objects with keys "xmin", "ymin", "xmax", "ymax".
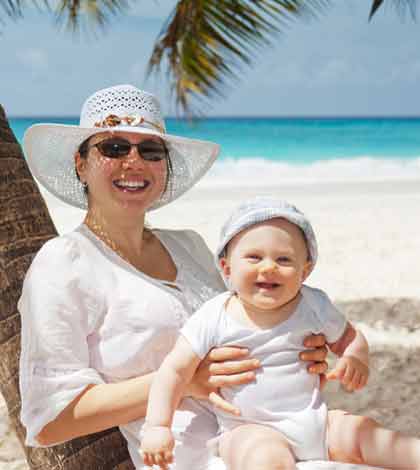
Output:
[{"xmin": 122, "ymin": 148, "xmax": 146, "ymax": 168}]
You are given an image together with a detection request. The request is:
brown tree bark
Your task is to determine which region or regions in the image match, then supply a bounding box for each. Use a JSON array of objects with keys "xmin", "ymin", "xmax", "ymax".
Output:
[{"xmin": 0, "ymin": 104, "xmax": 134, "ymax": 469}]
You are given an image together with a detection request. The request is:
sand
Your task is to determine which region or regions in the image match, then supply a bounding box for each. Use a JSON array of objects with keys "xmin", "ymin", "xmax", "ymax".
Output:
[{"xmin": 2, "ymin": 179, "xmax": 420, "ymax": 469}]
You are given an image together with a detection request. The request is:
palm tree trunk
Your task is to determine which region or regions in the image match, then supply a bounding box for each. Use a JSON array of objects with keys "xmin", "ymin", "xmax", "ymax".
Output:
[{"xmin": 0, "ymin": 104, "xmax": 134, "ymax": 469}]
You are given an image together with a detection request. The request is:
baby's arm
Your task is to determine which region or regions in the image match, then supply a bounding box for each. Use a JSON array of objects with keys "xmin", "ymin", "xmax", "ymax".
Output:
[
  {"xmin": 326, "ymin": 322, "xmax": 369, "ymax": 392},
  {"xmin": 141, "ymin": 335, "xmax": 201, "ymax": 469}
]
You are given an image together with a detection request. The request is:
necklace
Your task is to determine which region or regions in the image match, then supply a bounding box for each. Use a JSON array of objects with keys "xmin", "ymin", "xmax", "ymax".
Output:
[{"xmin": 84, "ymin": 214, "xmax": 146, "ymax": 268}]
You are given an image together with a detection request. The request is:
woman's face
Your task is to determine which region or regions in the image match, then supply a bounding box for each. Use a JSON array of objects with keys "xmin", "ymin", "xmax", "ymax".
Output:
[{"xmin": 75, "ymin": 131, "xmax": 168, "ymax": 217}]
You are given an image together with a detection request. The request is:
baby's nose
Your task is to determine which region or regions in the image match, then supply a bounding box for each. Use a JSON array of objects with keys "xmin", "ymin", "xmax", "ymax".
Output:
[{"xmin": 259, "ymin": 260, "xmax": 277, "ymax": 273}]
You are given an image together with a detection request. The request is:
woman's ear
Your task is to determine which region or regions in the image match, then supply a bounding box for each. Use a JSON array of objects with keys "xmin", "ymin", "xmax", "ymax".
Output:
[
  {"xmin": 219, "ymin": 257, "xmax": 231, "ymax": 277},
  {"xmin": 75, "ymin": 153, "xmax": 86, "ymax": 182}
]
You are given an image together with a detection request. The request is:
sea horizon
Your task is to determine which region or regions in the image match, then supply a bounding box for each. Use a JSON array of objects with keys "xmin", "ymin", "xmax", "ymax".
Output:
[
  {"xmin": 9, "ymin": 114, "xmax": 420, "ymax": 120},
  {"xmin": 10, "ymin": 116, "xmax": 420, "ymax": 186}
]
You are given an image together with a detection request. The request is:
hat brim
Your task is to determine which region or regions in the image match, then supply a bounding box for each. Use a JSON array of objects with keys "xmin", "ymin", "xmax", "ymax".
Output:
[{"xmin": 23, "ymin": 123, "xmax": 220, "ymax": 211}]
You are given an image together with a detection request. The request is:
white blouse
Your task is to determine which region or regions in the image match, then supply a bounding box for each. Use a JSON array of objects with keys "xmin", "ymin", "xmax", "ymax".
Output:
[{"xmin": 18, "ymin": 225, "xmax": 226, "ymax": 469}]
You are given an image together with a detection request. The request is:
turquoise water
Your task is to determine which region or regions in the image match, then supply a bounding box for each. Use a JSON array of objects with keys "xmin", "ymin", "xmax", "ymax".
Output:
[{"xmin": 9, "ymin": 117, "xmax": 420, "ymax": 162}]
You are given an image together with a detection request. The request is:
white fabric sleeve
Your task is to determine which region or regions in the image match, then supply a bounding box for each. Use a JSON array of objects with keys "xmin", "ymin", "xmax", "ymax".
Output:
[
  {"xmin": 302, "ymin": 286, "xmax": 347, "ymax": 344},
  {"xmin": 182, "ymin": 230, "xmax": 226, "ymax": 292},
  {"xmin": 180, "ymin": 296, "xmax": 224, "ymax": 359},
  {"xmin": 18, "ymin": 236, "xmax": 105, "ymax": 447}
]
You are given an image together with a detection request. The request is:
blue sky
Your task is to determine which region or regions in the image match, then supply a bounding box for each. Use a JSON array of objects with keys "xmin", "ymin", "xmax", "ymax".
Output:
[{"xmin": 1, "ymin": 0, "xmax": 420, "ymax": 117}]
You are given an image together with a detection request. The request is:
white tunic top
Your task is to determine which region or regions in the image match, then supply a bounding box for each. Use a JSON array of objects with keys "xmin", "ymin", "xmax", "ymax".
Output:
[
  {"xmin": 18, "ymin": 225, "xmax": 226, "ymax": 469},
  {"xmin": 181, "ymin": 287, "xmax": 347, "ymax": 461}
]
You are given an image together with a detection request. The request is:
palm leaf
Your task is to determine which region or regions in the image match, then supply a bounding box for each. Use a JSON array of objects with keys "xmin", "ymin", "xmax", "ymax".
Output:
[
  {"xmin": 147, "ymin": 0, "xmax": 331, "ymax": 115},
  {"xmin": 0, "ymin": 0, "xmax": 128, "ymax": 33},
  {"xmin": 369, "ymin": 0, "xmax": 417, "ymax": 20},
  {"xmin": 0, "ymin": 0, "xmax": 24, "ymax": 19},
  {"xmin": 53, "ymin": 0, "xmax": 129, "ymax": 33},
  {"xmin": 0, "ymin": 0, "xmax": 49, "ymax": 21}
]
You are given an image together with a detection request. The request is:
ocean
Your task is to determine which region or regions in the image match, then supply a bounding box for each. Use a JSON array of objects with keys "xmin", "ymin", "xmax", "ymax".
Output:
[{"xmin": 9, "ymin": 117, "xmax": 420, "ymax": 186}]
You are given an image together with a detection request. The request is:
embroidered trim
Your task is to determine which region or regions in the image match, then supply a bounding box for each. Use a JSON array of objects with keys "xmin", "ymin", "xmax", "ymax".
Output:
[{"xmin": 94, "ymin": 114, "xmax": 165, "ymax": 133}]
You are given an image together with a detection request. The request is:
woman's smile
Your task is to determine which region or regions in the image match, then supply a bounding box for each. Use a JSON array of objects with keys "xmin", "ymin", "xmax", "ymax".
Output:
[{"xmin": 112, "ymin": 178, "xmax": 151, "ymax": 192}]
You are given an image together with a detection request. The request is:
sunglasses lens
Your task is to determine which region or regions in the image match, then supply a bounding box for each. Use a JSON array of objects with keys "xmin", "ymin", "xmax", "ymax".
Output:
[
  {"xmin": 138, "ymin": 140, "xmax": 167, "ymax": 162},
  {"xmin": 97, "ymin": 138, "xmax": 131, "ymax": 158}
]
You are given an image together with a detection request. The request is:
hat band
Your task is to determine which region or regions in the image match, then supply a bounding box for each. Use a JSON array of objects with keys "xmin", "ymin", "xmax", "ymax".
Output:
[{"xmin": 94, "ymin": 114, "xmax": 165, "ymax": 133}]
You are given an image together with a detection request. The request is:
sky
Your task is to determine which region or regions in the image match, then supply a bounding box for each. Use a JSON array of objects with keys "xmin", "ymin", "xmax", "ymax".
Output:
[{"xmin": 1, "ymin": 0, "xmax": 420, "ymax": 117}]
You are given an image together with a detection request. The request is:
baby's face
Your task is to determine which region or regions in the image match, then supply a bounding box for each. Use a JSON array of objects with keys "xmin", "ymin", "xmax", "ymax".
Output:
[{"xmin": 220, "ymin": 218, "xmax": 312, "ymax": 311}]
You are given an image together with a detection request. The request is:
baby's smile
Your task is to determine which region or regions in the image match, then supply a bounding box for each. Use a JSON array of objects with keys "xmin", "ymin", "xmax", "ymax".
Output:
[{"xmin": 255, "ymin": 282, "xmax": 280, "ymax": 290}]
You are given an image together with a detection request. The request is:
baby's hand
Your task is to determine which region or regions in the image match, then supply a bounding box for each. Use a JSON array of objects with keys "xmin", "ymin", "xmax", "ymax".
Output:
[
  {"xmin": 326, "ymin": 355, "xmax": 369, "ymax": 392},
  {"xmin": 141, "ymin": 425, "xmax": 174, "ymax": 469}
]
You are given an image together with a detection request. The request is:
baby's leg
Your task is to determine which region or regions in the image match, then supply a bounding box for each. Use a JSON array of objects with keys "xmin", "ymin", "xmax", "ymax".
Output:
[
  {"xmin": 327, "ymin": 409, "xmax": 420, "ymax": 469},
  {"xmin": 219, "ymin": 423, "xmax": 296, "ymax": 470}
]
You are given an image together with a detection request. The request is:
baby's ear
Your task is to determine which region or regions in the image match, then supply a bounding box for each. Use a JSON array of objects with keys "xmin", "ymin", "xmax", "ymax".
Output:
[
  {"xmin": 302, "ymin": 261, "xmax": 313, "ymax": 282},
  {"xmin": 219, "ymin": 257, "xmax": 231, "ymax": 277}
]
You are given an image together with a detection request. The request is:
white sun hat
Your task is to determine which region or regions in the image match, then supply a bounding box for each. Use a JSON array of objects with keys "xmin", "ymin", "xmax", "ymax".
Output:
[
  {"xmin": 23, "ymin": 84, "xmax": 220, "ymax": 210},
  {"xmin": 216, "ymin": 197, "xmax": 318, "ymax": 270}
]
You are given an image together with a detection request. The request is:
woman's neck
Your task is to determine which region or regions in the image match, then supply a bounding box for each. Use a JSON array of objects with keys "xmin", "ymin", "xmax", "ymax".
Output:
[{"xmin": 84, "ymin": 207, "xmax": 148, "ymax": 263}]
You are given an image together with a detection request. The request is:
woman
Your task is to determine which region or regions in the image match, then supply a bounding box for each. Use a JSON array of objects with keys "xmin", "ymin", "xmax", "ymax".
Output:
[{"xmin": 19, "ymin": 84, "xmax": 329, "ymax": 469}]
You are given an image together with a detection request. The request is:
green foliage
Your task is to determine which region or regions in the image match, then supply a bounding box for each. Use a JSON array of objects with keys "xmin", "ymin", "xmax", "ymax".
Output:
[{"xmin": 146, "ymin": 0, "xmax": 331, "ymax": 114}]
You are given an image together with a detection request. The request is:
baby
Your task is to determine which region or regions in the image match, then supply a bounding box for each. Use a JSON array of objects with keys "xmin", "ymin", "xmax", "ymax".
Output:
[{"xmin": 141, "ymin": 197, "xmax": 420, "ymax": 470}]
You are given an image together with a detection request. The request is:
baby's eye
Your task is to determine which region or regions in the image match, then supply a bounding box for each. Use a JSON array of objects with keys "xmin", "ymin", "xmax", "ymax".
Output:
[
  {"xmin": 246, "ymin": 254, "xmax": 261, "ymax": 261},
  {"xmin": 277, "ymin": 256, "xmax": 292, "ymax": 263}
]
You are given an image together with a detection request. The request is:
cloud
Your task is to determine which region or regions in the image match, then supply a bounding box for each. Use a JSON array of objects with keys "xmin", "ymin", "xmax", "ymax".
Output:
[{"xmin": 17, "ymin": 48, "xmax": 49, "ymax": 73}]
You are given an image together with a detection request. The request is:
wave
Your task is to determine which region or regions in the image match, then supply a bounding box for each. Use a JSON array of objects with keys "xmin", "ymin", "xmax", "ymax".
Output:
[{"xmin": 199, "ymin": 156, "xmax": 420, "ymax": 186}]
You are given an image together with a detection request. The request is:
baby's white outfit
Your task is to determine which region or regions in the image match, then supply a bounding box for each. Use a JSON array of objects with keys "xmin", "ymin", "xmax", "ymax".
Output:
[
  {"xmin": 181, "ymin": 286, "xmax": 347, "ymax": 461},
  {"xmin": 18, "ymin": 225, "xmax": 227, "ymax": 470}
]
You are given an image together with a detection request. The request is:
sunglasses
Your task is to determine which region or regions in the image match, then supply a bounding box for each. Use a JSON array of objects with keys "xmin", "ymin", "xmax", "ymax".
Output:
[{"xmin": 87, "ymin": 137, "xmax": 168, "ymax": 162}]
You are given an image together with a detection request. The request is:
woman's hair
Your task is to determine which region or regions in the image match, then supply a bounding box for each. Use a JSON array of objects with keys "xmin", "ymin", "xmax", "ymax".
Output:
[
  {"xmin": 75, "ymin": 138, "xmax": 91, "ymax": 195},
  {"xmin": 75, "ymin": 135, "xmax": 173, "ymax": 197}
]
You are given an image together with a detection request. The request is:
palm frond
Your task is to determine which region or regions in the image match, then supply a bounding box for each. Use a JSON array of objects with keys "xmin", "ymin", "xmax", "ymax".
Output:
[
  {"xmin": 147, "ymin": 0, "xmax": 331, "ymax": 115},
  {"xmin": 0, "ymin": 0, "xmax": 126, "ymax": 34},
  {"xmin": 0, "ymin": 0, "xmax": 24, "ymax": 19},
  {"xmin": 0, "ymin": 0, "xmax": 51, "ymax": 33},
  {"xmin": 53, "ymin": 0, "xmax": 129, "ymax": 33},
  {"xmin": 369, "ymin": 0, "xmax": 384, "ymax": 19},
  {"xmin": 369, "ymin": 0, "xmax": 417, "ymax": 20}
]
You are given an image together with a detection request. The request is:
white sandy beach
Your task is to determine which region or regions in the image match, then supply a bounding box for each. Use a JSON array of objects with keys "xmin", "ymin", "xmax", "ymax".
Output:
[{"xmin": 2, "ymin": 178, "xmax": 420, "ymax": 469}]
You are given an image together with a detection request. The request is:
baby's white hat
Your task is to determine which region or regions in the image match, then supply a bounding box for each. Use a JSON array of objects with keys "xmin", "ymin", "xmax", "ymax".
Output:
[{"xmin": 215, "ymin": 197, "xmax": 318, "ymax": 270}]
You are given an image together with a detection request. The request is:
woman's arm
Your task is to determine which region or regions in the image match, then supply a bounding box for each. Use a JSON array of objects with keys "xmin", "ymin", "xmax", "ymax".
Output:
[
  {"xmin": 37, "ymin": 372, "xmax": 155, "ymax": 445},
  {"xmin": 36, "ymin": 338, "xmax": 329, "ymax": 445},
  {"xmin": 37, "ymin": 344, "xmax": 250, "ymax": 445}
]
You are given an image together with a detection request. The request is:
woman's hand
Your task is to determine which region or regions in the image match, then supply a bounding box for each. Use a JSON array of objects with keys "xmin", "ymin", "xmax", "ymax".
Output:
[
  {"xmin": 187, "ymin": 346, "xmax": 260, "ymax": 415},
  {"xmin": 300, "ymin": 334, "xmax": 329, "ymax": 388}
]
